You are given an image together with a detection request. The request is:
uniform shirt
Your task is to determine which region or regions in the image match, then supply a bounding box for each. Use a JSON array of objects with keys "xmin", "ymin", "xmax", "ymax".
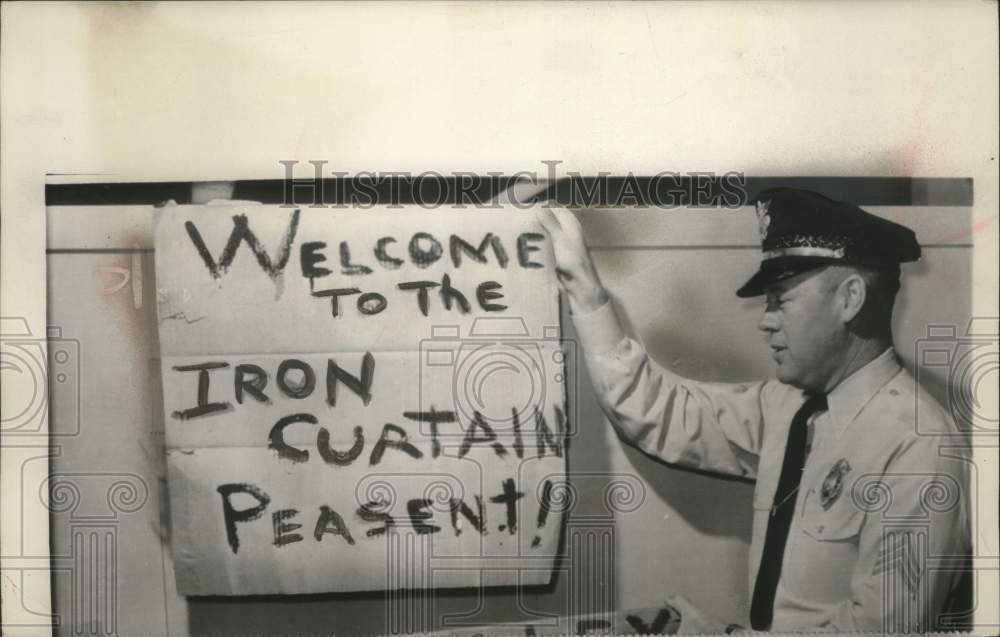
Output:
[{"xmin": 573, "ymin": 301, "xmax": 970, "ymax": 633}]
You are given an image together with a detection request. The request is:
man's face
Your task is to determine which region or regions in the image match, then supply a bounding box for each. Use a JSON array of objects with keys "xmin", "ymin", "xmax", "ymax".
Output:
[{"xmin": 758, "ymin": 267, "xmax": 847, "ymax": 392}]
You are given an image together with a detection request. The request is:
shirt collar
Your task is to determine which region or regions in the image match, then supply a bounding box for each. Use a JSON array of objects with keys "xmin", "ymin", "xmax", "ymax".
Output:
[{"xmin": 826, "ymin": 347, "xmax": 901, "ymax": 434}]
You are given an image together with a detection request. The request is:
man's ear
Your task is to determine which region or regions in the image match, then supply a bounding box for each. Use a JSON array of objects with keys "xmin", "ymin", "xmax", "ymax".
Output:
[{"xmin": 838, "ymin": 273, "xmax": 867, "ymax": 323}]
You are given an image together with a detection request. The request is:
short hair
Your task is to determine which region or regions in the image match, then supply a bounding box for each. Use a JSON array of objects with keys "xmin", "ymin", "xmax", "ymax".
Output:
[
  {"xmin": 857, "ymin": 263, "xmax": 901, "ymax": 306},
  {"xmin": 837, "ymin": 263, "xmax": 901, "ymax": 336}
]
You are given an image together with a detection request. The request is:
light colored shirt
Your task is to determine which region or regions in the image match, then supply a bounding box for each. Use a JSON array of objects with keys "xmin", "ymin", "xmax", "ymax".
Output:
[{"xmin": 573, "ymin": 301, "xmax": 970, "ymax": 633}]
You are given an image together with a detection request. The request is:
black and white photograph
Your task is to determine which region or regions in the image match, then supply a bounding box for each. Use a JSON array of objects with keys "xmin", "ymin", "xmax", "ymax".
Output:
[{"xmin": 1, "ymin": 3, "xmax": 997, "ymax": 636}]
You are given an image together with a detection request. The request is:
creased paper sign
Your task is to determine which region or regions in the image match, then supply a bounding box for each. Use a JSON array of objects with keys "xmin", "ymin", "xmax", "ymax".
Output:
[{"xmin": 153, "ymin": 204, "xmax": 568, "ymax": 596}]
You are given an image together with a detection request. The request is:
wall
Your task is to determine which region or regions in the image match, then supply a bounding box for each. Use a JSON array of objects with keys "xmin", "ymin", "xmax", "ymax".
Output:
[{"xmin": 45, "ymin": 199, "xmax": 970, "ymax": 636}]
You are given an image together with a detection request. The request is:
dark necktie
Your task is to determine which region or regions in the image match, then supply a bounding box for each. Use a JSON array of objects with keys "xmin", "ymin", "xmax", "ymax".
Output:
[{"xmin": 750, "ymin": 393, "xmax": 828, "ymax": 630}]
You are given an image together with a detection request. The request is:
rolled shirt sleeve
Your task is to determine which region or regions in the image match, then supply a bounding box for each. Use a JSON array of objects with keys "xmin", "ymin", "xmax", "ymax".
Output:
[{"xmin": 571, "ymin": 301, "xmax": 781, "ymax": 479}]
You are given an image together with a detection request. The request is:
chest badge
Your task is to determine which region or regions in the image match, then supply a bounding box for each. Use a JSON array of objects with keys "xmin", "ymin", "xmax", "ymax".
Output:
[{"xmin": 820, "ymin": 459, "xmax": 852, "ymax": 510}]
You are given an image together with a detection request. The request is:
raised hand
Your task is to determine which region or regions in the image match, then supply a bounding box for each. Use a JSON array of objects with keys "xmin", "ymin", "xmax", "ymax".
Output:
[{"xmin": 534, "ymin": 206, "xmax": 609, "ymax": 315}]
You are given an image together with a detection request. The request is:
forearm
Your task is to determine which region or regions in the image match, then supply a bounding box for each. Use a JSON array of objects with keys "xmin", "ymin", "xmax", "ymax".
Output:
[
  {"xmin": 572, "ymin": 300, "xmax": 765, "ymax": 477},
  {"xmin": 537, "ymin": 204, "xmax": 765, "ymax": 475}
]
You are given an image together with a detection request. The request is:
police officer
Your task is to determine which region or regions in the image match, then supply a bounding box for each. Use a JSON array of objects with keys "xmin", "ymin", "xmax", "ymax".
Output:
[{"xmin": 535, "ymin": 188, "xmax": 969, "ymax": 633}]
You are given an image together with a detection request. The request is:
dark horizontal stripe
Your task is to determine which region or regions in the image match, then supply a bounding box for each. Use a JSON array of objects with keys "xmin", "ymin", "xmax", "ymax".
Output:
[
  {"xmin": 744, "ymin": 177, "xmax": 972, "ymax": 206},
  {"xmin": 45, "ymin": 176, "xmax": 972, "ymax": 207},
  {"xmin": 46, "ymin": 248, "xmax": 155, "ymax": 254},
  {"xmin": 47, "ymin": 181, "xmax": 194, "ymax": 206},
  {"xmin": 587, "ymin": 244, "xmax": 973, "ymax": 251}
]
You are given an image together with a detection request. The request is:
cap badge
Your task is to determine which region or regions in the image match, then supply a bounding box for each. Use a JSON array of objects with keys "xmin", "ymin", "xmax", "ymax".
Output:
[
  {"xmin": 755, "ymin": 199, "xmax": 771, "ymax": 241},
  {"xmin": 820, "ymin": 458, "xmax": 852, "ymax": 510}
]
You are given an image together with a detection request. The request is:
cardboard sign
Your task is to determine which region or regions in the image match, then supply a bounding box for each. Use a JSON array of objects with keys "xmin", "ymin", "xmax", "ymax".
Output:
[{"xmin": 153, "ymin": 204, "xmax": 568, "ymax": 595}]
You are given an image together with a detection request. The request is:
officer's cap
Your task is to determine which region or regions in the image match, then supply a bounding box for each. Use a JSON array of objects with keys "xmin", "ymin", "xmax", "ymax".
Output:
[{"xmin": 736, "ymin": 188, "xmax": 921, "ymax": 298}]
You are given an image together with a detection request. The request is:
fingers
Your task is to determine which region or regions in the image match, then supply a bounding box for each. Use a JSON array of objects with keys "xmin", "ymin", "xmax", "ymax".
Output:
[
  {"xmin": 548, "ymin": 206, "xmax": 583, "ymax": 239},
  {"xmin": 535, "ymin": 206, "xmax": 561, "ymax": 236},
  {"xmin": 535, "ymin": 205, "xmax": 584, "ymax": 244}
]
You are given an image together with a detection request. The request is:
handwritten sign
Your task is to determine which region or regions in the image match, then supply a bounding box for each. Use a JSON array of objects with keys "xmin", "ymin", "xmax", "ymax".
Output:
[{"xmin": 154, "ymin": 204, "xmax": 567, "ymax": 595}]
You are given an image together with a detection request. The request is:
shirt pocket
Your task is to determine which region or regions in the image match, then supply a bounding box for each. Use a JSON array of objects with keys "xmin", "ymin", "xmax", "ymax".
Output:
[
  {"xmin": 798, "ymin": 485, "xmax": 865, "ymax": 540},
  {"xmin": 785, "ymin": 487, "xmax": 865, "ymax": 603}
]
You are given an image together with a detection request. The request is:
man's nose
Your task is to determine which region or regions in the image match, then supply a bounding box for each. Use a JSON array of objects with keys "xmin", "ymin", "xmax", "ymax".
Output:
[{"xmin": 758, "ymin": 309, "xmax": 780, "ymax": 333}]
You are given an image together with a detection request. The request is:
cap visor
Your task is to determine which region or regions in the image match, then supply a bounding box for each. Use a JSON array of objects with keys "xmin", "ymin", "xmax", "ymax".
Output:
[
  {"xmin": 735, "ymin": 268, "xmax": 772, "ymax": 298},
  {"xmin": 735, "ymin": 258, "xmax": 838, "ymax": 298}
]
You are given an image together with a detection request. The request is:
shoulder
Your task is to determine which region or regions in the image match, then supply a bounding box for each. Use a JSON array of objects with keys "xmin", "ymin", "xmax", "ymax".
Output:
[
  {"xmin": 851, "ymin": 370, "xmax": 969, "ymax": 523},
  {"xmin": 874, "ymin": 366, "xmax": 960, "ymax": 439},
  {"xmin": 859, "ymin": 367, "xmax": 969, "ymax": 482}
]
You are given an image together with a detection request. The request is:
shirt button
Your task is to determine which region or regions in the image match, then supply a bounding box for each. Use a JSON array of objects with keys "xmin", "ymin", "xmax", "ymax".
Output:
[
  {"xmin": 888, "ymin": 389, "xmax": 900, "ymax": 396},
  {"xmin": 817, "ymin": 525, "xmax": 825, "ymax": 533}
]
